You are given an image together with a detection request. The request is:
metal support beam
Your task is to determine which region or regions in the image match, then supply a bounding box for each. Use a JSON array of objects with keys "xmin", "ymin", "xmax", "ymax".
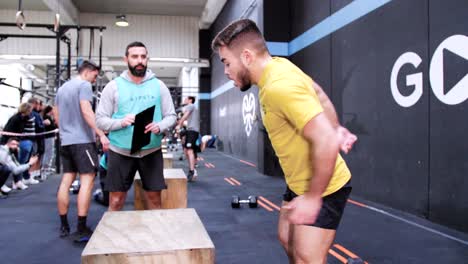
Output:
[
  {"xmin": 66, "ymin": 38, "xmax": 71, "ymax": 80},
  {"xmin": 0, "ymin": 23, "xmax": 106, "ymax": 31},
  {"xmin": 56, "ymin": 30, "xmax": 61, "ymax": 88},
  {"xmin": 0, "ymin": 23, "xmax": 105, "ymax": 87},
  {"xmin": 0, "ymin": 34, "xmax": 55, "ymax": 39}
]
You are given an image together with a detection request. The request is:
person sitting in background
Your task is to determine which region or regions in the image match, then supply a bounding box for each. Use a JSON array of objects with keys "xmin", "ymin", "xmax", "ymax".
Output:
[
  {"xmin": 1, "ymin": 102, "xmax": 34, "ymax": 189},
  {"xmin": 0, "ymin": 137, "xmax": 39, "ymax": 196},
  {"xmin": 200, "ymin": 135, "xmax": 217, "ymax": 152}
]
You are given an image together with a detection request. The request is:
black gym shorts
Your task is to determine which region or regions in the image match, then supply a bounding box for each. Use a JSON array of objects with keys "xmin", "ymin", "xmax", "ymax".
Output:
[
  {"xmin": 183, "ymin": 130, "xmax": 199, "ymax": 150},
  {"xmin": 61, "ymin": 143, "xmax": 99, "ymax": 174},
  {"xmin": 106, "ymin": 149, "xmax": 166, "ymax": 192},
  {"xmin": 283, "ymin": 180, "xmax": 352, "ymax": 230}
]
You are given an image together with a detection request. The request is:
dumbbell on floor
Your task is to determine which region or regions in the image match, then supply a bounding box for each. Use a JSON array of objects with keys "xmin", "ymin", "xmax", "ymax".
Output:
[{"xmin": 231, "ymin": 195, "xmax": 258, "ymax": 208}]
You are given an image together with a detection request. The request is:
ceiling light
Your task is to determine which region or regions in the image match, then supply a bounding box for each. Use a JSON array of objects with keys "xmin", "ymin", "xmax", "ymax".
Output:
[{"xmin": 115, "ymin": 15, "xmax": 129, "ymax": 27}]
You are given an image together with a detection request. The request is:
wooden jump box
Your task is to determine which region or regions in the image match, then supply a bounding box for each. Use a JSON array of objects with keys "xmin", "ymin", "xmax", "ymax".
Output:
[
  {"xmin": 134, "ymin": 169, "xmax": 187, "ymax": 210},
  {"xmin": 81, "ymin": 209, "xmax": 215, "ymax": 264},
  {"xmin": 163, "ymin": 153, "xmax": 173, "ymax": 168}
]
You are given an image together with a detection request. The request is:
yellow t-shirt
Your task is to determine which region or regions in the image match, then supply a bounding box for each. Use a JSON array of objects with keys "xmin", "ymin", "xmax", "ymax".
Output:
[{"xmin": 258, "ymin": 57, "xmax": 351, "ymax": 197}]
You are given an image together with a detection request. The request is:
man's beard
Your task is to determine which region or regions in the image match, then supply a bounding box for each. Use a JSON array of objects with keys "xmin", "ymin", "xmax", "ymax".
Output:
[
  {"xmin": 128, "ymin": 63, "xmax": 147, "ymax": 77},
  {"xmin": 9, "ymin": 148, "xmax": 18, "ymax": 156},
  {"xmin": 237, "ymin": 67, "xmax": 252, "ymax": 92}
]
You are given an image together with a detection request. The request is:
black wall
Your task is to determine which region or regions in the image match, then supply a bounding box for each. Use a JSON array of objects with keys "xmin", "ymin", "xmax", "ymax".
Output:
[
  {"xmin": 285, "ymin": 0, "xmax": 468, "ymax": 232},
  {"xmin": 207, "ymin": 0, "xmax": 468, "ymax": 232},
  {"xmin": 330, "ymin": 0, "xmax": 430, "ymax": 216},
  {"xmin": 427, "ymin": 0, "xmax": 468, "ymax": 232},
  {"xmin": 208, "ymin": 0, "xmax": 264, "ymax": 165},
  {"xmin": 199, "ymin": 29, "xmax": 212, "ymax": 135}
]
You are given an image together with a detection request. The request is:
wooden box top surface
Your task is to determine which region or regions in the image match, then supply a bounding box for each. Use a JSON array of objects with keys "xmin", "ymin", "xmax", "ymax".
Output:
[{"xmin": 82, "ymin": 209, "xmax": 214, "ymax": 256}]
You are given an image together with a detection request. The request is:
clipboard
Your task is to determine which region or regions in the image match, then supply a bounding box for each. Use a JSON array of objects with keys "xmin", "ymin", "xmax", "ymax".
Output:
[{"xmin": 131, "ymin": 105, "xmax": 155, "ymax": 154}]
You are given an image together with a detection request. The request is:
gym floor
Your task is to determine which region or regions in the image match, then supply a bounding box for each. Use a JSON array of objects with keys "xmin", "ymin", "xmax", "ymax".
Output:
[{"xmin": 1, "ymin": 148, "xmax": 468, "ymax": 263}]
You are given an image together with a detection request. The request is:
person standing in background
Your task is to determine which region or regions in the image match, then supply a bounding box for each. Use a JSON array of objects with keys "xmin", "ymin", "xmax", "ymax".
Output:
[{"xmin": 54, "ymin": 60, "xmax": 109, "ymax": 242}]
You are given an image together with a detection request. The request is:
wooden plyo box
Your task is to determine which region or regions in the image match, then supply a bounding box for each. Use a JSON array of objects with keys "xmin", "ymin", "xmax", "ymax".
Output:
[
  {"xmin": 163, "ymin": 153, "xmax": 173, "ymax": 168},
  {"xmin": 81, "ymin": 209, "xmax": 215, "ymax": 264},
  {"xmin": 134, "ymin": 169, "xmax": 187, "ymax": 210}
]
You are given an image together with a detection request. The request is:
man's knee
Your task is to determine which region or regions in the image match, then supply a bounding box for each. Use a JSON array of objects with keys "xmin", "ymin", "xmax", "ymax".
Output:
[
  {"xmin": 79, "ymin": 174, "xmax": 95, "ymax": 188},
  {"xmin": 145, "ymin": 191, "xmax": 161, "ymax": 204},
  {"xmin": 0, "ymin": 166, "xmax": 12, "ymax": 179},
  {"xmin": 109, "ymin": 194, "xmax": 126, "ymax": 210}
]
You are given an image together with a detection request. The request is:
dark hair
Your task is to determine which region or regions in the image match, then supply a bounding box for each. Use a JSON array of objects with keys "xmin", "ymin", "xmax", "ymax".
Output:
[
  {"xmin": 211, "ymin": 19, "xmax": 268, "ymax": 54},
  {"xmin": 125, "ymin": 41, "xmax": 147, "ymax": 56},
  {"xmin": 27, "ymin": 97, "xmax": 38, "ymax": 104},
  {"xmin": 78, "ymin": 60, "xmax": 100, "ymax": 74},
  {"xmin": 188, "ymin": 96, "xmax": 196, "ymax": 104},
  {"xmin": 7, "ymin": 137, "xmax": 19, "ymax": 143},
  {"xmin": 43, "ymin": 105, "xmax": 53, "ymax": 115}
]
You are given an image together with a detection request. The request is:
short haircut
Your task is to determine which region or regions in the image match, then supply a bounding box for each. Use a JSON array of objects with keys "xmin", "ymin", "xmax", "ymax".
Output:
[
  {"xmin": 18, "ymin": 102, "xmax": 32, "ymax": 115},
  {"xmin": 27, "ymin": 97, "xmax": 38, "ymax": 104},
  {"xmin": 7, "ymin": 137, "xmax": 19, "ymax": 144},
  {"xmin": 211, "ymin": 19, "xmax": 268, "ymax": 54},
  {"xmin": 125, "ymin": 41, "xmax": 147, "ymax": 56},
  {"xmin": 78, "ymin": 60, "xmax": 100, "ymax": 74},
  {"xmin": 188, "ymin": 96, "xmax": 196, "ymax": 104}
]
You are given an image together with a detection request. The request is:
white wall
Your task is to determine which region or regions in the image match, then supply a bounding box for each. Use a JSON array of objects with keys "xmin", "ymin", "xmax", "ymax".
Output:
[
  {"xmin": 0, "ymin": 9, "xmax": 70, "ymax": 55},
  {"xmin": 0, "ymin": 64, "xmax": 26, "ymax": 128},
  {"xmin": 79, "ymin": 13, "xmax": 199, "ymax": 59},
  {"xmin": 0, "ymin": 9, "xmax": 200, "ymax": 60}
]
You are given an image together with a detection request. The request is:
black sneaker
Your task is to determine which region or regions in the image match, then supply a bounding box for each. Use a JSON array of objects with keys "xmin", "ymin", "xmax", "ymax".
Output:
[
  {"xmin": 59, "ymin": 226, "xmax": 70, "ymax": 238},
  {"xmin": 187, "ymin": 170, "xmax": 194, "ymax": 182},
  {"xmin": 72, "ymin": 226, "xmax": 93, "ymax": 243}
]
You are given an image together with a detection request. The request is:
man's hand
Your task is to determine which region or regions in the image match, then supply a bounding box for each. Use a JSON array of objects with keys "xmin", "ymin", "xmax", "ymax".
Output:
[
  {"xmin": 282, "ymin": 194, "xmax": 322, "ymax": 225},
  {"xmin": 99, "ymin": 134, "xmax": 110, "ymax": 152},
  {"xmin": 121, "ymin": 114, "xmax": 135, "ymax": 128},
  {"xmin": 28, "ymin": 156, "xmax": 39, "ymax": 166},
  {"xmin": 337, "ymin": 126, "xmax": 357, "ymax": 154},
  {"xmin": 43, "ymin": 119, "xmax": 51, "ymax": 126},
  {"xmin": 145, "ymin": 122, "xmax": 160, "ymax": 134}
]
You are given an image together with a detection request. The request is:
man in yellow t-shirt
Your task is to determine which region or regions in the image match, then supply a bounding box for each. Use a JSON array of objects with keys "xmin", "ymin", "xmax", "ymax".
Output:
[{"xmin": 212, "ymin": 19, "xmax": 357, "ymax": 263}]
